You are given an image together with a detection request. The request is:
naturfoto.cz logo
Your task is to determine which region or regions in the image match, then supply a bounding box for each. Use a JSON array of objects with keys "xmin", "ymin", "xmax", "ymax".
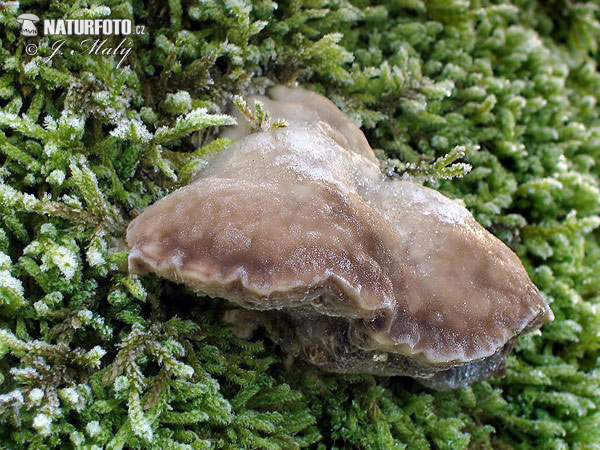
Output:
[
  {"xmin": 16, "ymin": 14, "xmax": 40, "ymax": 36},
  {"xmin": 16, "ymin": 17, "xmax": 145, "ymax": 68}
]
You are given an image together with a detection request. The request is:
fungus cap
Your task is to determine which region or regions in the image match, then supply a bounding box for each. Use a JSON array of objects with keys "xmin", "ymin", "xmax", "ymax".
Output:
[{"xmin": 127, "ymin": 86, "xmax": 553, "ymax": 388}]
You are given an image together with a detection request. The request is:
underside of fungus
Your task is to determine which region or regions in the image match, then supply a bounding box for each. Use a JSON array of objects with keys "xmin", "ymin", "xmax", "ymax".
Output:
[{"xmin": 126, "ymin": 85, "xmax": 553, "ymax": 390}]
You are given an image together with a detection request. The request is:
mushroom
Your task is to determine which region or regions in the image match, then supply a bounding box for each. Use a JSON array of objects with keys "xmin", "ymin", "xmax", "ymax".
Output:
[
  {"xmin": 16, "ymin": 14, "xmax": 40, "ymax": 37},
  {"xmin": 126, "ymin": 86, "xmax": 553, "ymax": 389}
]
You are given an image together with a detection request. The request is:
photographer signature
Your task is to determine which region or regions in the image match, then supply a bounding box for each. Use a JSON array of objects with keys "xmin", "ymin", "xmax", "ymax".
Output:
[{"xmin": 26, "ymin": 38, "xmax": 132, "ymax": 68}]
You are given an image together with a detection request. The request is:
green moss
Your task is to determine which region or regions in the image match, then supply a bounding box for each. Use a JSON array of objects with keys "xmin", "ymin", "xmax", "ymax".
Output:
[{"xmin": 0, "ymin": 0, "xmax": 598, "ymax": 447}]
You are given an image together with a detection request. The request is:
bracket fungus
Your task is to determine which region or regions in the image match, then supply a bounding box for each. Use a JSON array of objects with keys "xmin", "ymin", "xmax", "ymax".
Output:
[{"xmin": 126, "ymin": 85, "xmax": 553, "ymax": 390}]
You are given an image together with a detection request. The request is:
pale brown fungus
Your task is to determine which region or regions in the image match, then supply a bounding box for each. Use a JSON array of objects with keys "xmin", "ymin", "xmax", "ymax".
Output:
[{"xmin": 126, "ymin": 85, "xmax": 553, "ymax": 389}]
